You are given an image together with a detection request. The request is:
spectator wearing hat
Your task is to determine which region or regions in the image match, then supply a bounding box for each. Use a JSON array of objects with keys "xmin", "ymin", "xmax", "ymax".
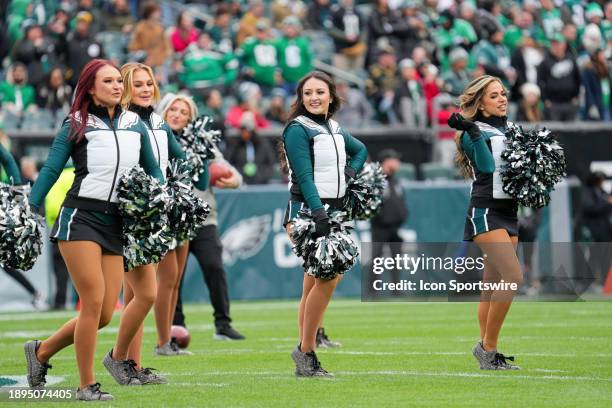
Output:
[
  {"xmin": 509, "ymin": 30, "xmax": 545, "ymax": 105},
  {"xmin": 334, "ymin": 79, "xmax": 373, "ymax": 127},
  {"xmin": 237, "ymin": 19, "xmax": 281, "ymax": 94},
  {"xmin": 73, "ymin": 0, "xmax": 105, "ymax": 35},
  {"xmin": 180, "ymin": 32, "xmax": 239, "ymax": 93},
  {"xmin": 516, "ymin": 83, "xmax": 543, "ymax": 123},
  {"xmin": 434, "ymin": 9, "xmax": 477, "ymax": 73},
  {"xmin": 370, "ymin": 148, "xmax": 408, "ymax": 279},
  {"xmin": 441, "ymin": 47, "xmax": 471, "ymax": 98},
  {"xmin": 0, "ymin": 62, "xmax": 36, "ymax": 116},
  {"xmin": 57, "ymin": 11, "xmax": 104, "ymax": 87},
  {"xmin": 225, "ymin": 111, "xmax": 276, "ymax": 185},
  {"xmin": 277, "ymin": 16, "xmax": 312, "ymax": 95},
  {"xmin": 236, "ymin": 0, "xmax": 266, "ymax": 46},
  {"xmin": 12, "ymin": 21, "xmax": 58, "ymax": 89},
  {"xmin": 128, "ymin": 2, "xmax": 171, "ymax": 68},
  {"xmin": 329, "ymin": 0, "xmax": 367, "ymax": 74},
  {"xmin": 366, "ymin": 46, "xmax": 400, "ymax": 124},
  {"xmin": 226, "ymin": 82, "xmax": 270, "ymax": 130},
  {"xmin": 537, "ymin": 33, "xmax": 581, "ymax": 121},
  {"xmin": 580, "ymin": 48, "xmax": 612, "ymax": 121},
  {"xmin": 394, "ymin": 58, "xmax": 426, "ymax": 127},
  {"xmin": 581, "ymin": 2, "xmax": 605, "ymax": 44}
]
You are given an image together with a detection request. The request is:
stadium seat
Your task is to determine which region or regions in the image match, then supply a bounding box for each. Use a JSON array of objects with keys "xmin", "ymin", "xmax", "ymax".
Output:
[
  {"xmin": 420, "ymin": 162, "xmax": 457, "ymax": 181},
  {"xmin": 0, "ymin": 111, "xmax": 21, "ymax": 131},
  {"xmin": 397, "ymin": 162, "xmax": 416, "ymax": 181},
  {"xmin": 21, "ymin": 109, "xmax": 55, "ymax": 131}
]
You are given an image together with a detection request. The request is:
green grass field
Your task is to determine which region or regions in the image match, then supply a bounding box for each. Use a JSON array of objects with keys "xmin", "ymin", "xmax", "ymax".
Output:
[{"xmin": 1, "ymin": 299, "xmax": 611, "ymax": 407}]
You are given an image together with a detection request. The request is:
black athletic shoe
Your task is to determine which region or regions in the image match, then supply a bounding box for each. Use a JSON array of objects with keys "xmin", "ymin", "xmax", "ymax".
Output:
[
  {"xmin": 213, "ymin": 325, "xmax": 245, "ymax": 340},
  {"xmin": 316, "ymin": 328, "xmax": 342, "ymax": 348}
]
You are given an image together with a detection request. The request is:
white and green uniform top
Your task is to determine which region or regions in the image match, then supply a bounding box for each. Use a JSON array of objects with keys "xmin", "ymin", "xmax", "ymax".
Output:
[
  {"xmin": 461, "ymin": 114, "xmax": 516, "ymax": 211},
  {"xmin": 29, "ymin": 104, "xmax": 164, "ymax": 214},
  {"xmin": 282, "ymin": 112, "xmax": 367, "ymax": 212}
]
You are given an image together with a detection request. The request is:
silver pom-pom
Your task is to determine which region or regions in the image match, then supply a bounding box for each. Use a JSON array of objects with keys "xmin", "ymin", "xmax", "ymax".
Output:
[
  {"xmin": 0, "ymin": 184, "xmax": 44, "ymax": 271},
  {"xmin": 166, "ymin": 159, "xmax": 210, "ymax": 243},
  {"xmin": 177, "ymin": 116, "xmax": 221, "ymax": 182},
  {"xmin": 117, "ymin": 167, "xmax": 173, "ymax": 270},
  {"xmin": 500, "ymin": 125, "xmax": 567, "ymax": 208},
  {"xmin": 290, "ymin": 208, "xmax": 359, "ymax": 280},
  {"xmin": 344, "ymin": 162, "xmax": 388, "ymax": 220}
]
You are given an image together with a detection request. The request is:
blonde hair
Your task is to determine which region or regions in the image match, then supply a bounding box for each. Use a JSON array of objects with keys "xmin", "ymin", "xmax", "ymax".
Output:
[
  {"xmin": 454, "ymin": 75, "xmax": 504, "ymax": 179},
  {"xmin": 120, "ymin": 62, "xmax": 161, "ymax": 108},
  {"xmin": 159, "ymin": 93, "xmax": 198, "ymax": 124}
]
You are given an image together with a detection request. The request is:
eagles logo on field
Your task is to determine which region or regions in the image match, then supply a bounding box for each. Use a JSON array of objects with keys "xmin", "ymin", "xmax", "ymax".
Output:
[{"xmin": 221, "ymin": 215, "xmax": 271, "ymax": 265}]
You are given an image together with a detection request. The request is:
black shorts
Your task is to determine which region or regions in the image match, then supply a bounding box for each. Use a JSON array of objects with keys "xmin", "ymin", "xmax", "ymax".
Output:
[
  {"xmin": 50, "ymin": 207, "xmax": 124, "ymax": 255},
  {"xmin": 282, "ymin": 198, "xmax": 345, "ymax": 228},
  {"xmin": 463, "ymin": 205, "xmax": 518, "ymax": 241}
]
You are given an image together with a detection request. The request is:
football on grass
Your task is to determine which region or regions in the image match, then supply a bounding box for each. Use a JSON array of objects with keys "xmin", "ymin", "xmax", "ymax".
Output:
[
  {"xmin": 170, "ymin": 325, "xmax": 191, "ymax": 349},
  {"xmin": 209, "ymin": 162, "xmax": 233, "ymax": 186}
]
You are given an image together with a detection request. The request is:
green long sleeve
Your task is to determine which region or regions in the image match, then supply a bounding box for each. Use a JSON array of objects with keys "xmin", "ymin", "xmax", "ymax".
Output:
[
  {"xmin": 342, "ymin": 130, "xmax": 367, "ymax": 173},
  {"xmin": 138, "ymin": 122, "xmax": 165, "ymax": 183},
  {"xmin": 164, "ymin": 123, "xmax": 187, "ymax": 161},
  {"xmin": 461, "ymin": 132, "xmax": 495, "ymax": 173},
  {"xmin": 29, "ymin": 123, "xmax": 74, "ymax": 209},
  {"xmin": 284, "ymin": 124, "xmax": 324, "ymax": 212},
  {"xmin": 0, "ymin": 143, "xmax": 22, "ymax": 184},
  {"xmin": 193, "ymin": 160, "xmax": 210, "ymax": 191}
]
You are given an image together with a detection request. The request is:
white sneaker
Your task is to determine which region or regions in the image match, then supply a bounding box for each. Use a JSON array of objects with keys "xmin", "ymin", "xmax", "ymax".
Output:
[{"xmin": 31, "ymin": 292, "xmax": 47, "ymax": 310}]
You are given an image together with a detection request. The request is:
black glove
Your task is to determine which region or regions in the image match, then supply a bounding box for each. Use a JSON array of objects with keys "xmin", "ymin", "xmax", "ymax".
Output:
[
  {"xmin": 447, "ymin": 113, "xmax": 480, "ymax": 140},
  {"xmin": 344, "ymin": 166, "xmax": 356, "ymax": 181},
  {"xmin": 311, "ymin": 207, "xmax": 331, "ymax": 239}
]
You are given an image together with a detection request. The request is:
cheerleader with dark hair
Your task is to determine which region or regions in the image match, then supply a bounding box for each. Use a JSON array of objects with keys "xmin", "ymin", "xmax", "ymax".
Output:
[
  {"xmin": 281, "ymin": 71, "xmax": 367, "ymax": 376},
  {"xmin": 449, "ymin": 75, "xmax": 522, "ymax": 370},
  {"xmin": 24, "ymin": 59, "xmax": 164, "ymax": 400}
]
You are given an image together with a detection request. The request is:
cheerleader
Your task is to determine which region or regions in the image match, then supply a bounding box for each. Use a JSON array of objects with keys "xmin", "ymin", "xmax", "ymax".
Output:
[
  {"xmin": 103, "ymin": 62, "xmax": 192, "ymax": 388},
  {"xmin": 160, "ymin": 94, "xmax": 244, "ymax": 341},
  {"xmin": 24, "ymin": 59, "xmax": 164, "ymax": 400},
  {"xmin": 448, "ymin": 75, "xmax": 522, "ymax": 370},
  {"xmin": 281, "ymin": 71, "xmax": 367, "ymax": 376}
]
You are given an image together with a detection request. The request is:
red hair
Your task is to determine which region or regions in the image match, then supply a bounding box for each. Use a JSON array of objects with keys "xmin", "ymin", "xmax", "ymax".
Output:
[{"xmin": 69, "ymin": 59, "xmax": 120, "ymax": 142}]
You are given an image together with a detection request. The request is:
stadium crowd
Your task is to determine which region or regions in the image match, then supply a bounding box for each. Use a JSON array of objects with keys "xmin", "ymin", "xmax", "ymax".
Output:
[{"xmin": 0, "ymin": 0, "xmax": 611, "ymax": 185}]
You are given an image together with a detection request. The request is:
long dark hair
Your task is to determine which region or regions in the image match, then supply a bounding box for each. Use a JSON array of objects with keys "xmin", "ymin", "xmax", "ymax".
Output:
[
  {"xmin": 279, "ymin": 71, "xmax": 343, "ymax": 172},
  {"xmin": 69, "ymin": 59, "xmax": 120, "ymax": 142}
]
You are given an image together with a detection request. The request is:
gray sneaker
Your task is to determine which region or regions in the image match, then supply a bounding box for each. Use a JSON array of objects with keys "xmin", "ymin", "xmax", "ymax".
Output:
[
  {"xmin": 24, "ymin": 340, "xmax": 52, "ymax": 388},
  {"xmin": 76, "ymin": 383, "xmax": 114, "ymax": 401},
  {"xmin": 102, "ymin": 350, "xmax": 141, "ymax": 385},
  {"xmin": 316, "ymin": 328, "xmax": 341, "ymax": 348},
  {"xmin": 155, "ymin": 340, "xmax": 192, "ymax": 356},
  {"xmin": 472, "ymin": 341, "xmax": 520, "ymax": 370},
  {"xmin": 136, "ymin": 367, "xmax": 168, "ymax": 385},
  {"xmin": 292, "ymin": 346, "xmax": 334, "ymax": 377}
]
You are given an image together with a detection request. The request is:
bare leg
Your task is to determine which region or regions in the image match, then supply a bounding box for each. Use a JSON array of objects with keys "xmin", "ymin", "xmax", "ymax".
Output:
[
  {"xmin": 112, "ymin": 264, "xmax": 157, "ymax": 360},
  {"xmin": 38, "ymin": 242, "xmax": 122, "ymax": 389},
  {"xmin": 474, "ymin": 230, "xmax": 523, "ymax": 351},
  {"xmin": 170, "ymin": 243, "xmax": 189, "ymax": 330},
  {"xmin": 301, "ymin": 276, "xmax": 340, "ymax": 352},
  {"xmin": 155, "ymin": 251, "xmax": 178, "ymax": 347}
]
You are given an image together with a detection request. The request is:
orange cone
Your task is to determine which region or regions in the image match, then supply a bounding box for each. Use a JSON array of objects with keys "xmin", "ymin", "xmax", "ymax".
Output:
[{"xmin": 603, "ymin": 267, "xmax": 612, "ymax": 294}]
